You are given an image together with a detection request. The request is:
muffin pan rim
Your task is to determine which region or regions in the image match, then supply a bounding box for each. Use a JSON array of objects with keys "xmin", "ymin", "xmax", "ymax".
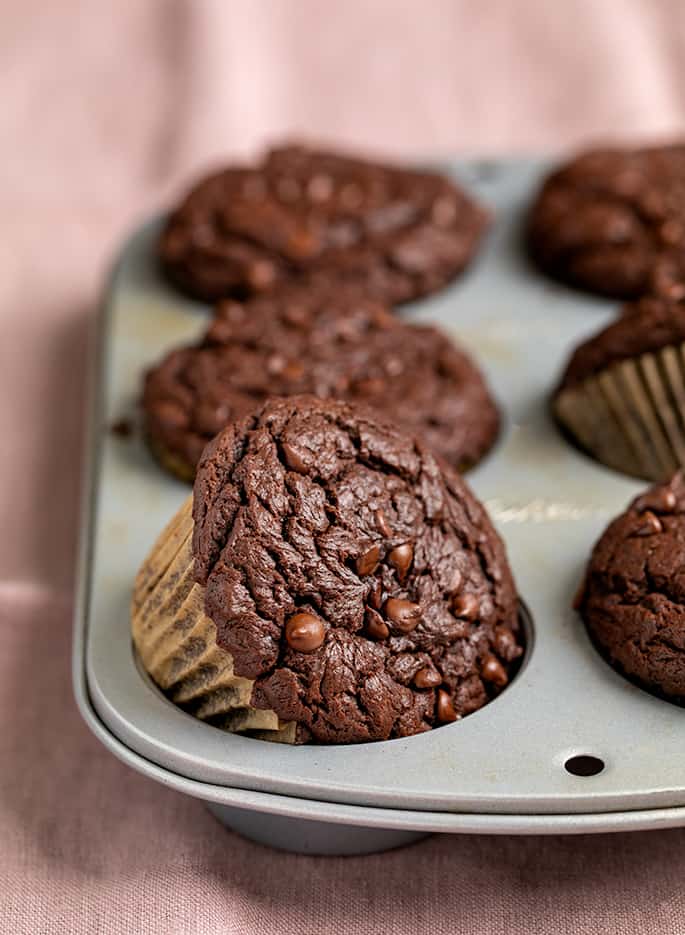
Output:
[
  {"xmin": 73, "ymin": 635, "xmax": 685, "ymax": 840},
  {"xmin": 77, "ymin": 161, "xmax": 685, "ymax": 824}
]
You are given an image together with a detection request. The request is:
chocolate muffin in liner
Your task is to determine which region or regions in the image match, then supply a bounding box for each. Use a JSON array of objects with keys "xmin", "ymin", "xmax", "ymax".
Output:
[
  {"xmin": 575, "ymin": 472, "xmax": 685, "ymax": 705},
  {"xmin": 132, "ymin": 395, "xmax": 522, "ymax": 746},
  {"xmin": 131, "ymin": 496, "xmax": 297, "ymax": 743},
  {"xmin": 553, "ymin": 298, "xmax": 685, "ymax": 481},
  {"xmin": 159, "ymin": 143, "xmax": 489, "ymax": 305},
  {"xmin": 142, "ymin": 282, "xmax": 500, "ymax": 484}
]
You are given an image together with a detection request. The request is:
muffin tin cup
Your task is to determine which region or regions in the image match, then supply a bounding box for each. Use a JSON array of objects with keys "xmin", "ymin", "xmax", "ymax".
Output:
[
  {"xmin": 555, "ymin": 342, "xmax": 685, "ymax": 481},
  {"xmin": 74, "ymin": 160, "xmax": 685, "ymax": 855}
]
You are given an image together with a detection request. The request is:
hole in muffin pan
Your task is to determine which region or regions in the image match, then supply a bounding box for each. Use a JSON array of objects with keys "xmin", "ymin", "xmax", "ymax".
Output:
[{"xmin": 564, "ymin": 755, "xmax": 605, "ymax": 777}]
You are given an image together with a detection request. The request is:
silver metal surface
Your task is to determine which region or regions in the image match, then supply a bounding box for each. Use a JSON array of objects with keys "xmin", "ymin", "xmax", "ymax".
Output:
[
  {"xmin": 205, "ymin": 805, "xmax": 430, "ymax": 856},
  {"xmin": 74, "ymin": 159, "xmax": 685, "ymax": 852}
]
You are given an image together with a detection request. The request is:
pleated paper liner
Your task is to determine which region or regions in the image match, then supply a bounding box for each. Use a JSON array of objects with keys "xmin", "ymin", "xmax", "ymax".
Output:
[
  {"xmin": 554, "ymin": 341, "xmax": 685, "ymax": 482},
  {"xmin": 131, "ymin": 496, "xmax": 297, "ymax": 744}
]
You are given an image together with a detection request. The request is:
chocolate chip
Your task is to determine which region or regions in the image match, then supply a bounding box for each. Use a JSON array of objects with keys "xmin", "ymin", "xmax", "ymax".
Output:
[
  {"xmin": 384, "ymin": 598, "xmax": 422, "ymax": 633},
  {"xmin": 154, "ymin": 400, "xmax": 188, "ymax": 430},
  {"xmin": 307, "ymin": 174, "xmax": 333, "ymax": 202},
  {"xmin": 432, "ymin": 196, "xmax": 458, "ymax": 227},
  {"xmin": 333, "ymin": 375, "xmax": 351, "ymax": 394},
  {"xmin": 634, "ymin": 488, "xmax": 677, "ymax": 514},
  {"xmin": 480, "ymin": 654, "xmax": 508, "ymax": 687},
  {"xmin": 219, "ymin": 300, "xmax": 247, "ymax": 324},
  {"xmin": 388, "ymin": 543, "xmax": 413, "ymax": 583},
  {"xmin": 286, "ymin": 229, "xmax": 318, "ymax": 259},
  {"xmin": 365, "ymin": 608, "xmax": 389, "ymax": 640},
  {"xmin": 391, "ymin": 240, "xmax": 431, "ymax": 274},
  {"xmin": 451, "ymin": 592, "xmax": 480, "ymax": 620},
  {"xmin": 632, "ymin": 511, "xmax": 663, "ymax": 536},
  {"xmin": 205, "ymin": 318, "xmax": 234, "ymax": 344},
  {"xmin": 371, "ymin": 306, "xmax": 395, "ymax": 330},
  {"xmin": 384, "ymin": 356, "xmax": 405, "ymax": 377},
  {"xmin": 660, "ymin": 219, "xmax": 685, "ymax": 246},
  {"xmin": 436, "ymin": 689, "xmax": 458, "ymax": 723},
  {"xmin": 266, "ymin": 353, "xmax": 287, "ymax": 374},
  {"xmin": 413, "ymin": 666, "xmax": 442, "ymax": 689},
  {"xmin": 493, "ymin": 626, "xmax": 520, "ymax": 661},
  {"xmin": 368, "ymin": 580, "xmax": 383, "ymax": 610},
  {"xmin": 661, "ymin": 281, "xmax": 685, "ymax": 301},
  {"xmin": 246, "ymin": 259, "xmax": 276, "ymax": 290},
  {"xmin": 282, "ymin": 361, "xmax": 305, "ymax": 381},
  {"xmin": 285, "ymin": 613, "xmax": 325, "ymax": 653},
  {"xmin": 111, "ymin": 418, "xmax": 132, "ymax": 438},
  {"xmin": 356, "ymin": 545, "xmax": 381, "ymax": 577},
  {"xmin": 283, "ymin": 303, "xmax": 309, "ymax": 329},
  {"xmin": 375, "ymin": 509, "xmax": 392, "ymax": 538},
  {"xmin": 353, "ymin": 377, "xmax": 386, "ymax": 396},
  {"xmin": 282, "ymin": 442, "xmax": 308, "ymax": 474}
]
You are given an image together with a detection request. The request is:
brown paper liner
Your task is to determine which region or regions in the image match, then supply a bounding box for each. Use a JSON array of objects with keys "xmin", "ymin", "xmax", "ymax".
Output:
[
  {"xmin": 131, "ymin": 496, "xmax": 297, "ymax": 743},
  {"xmin": 554, "ymin": 341, "xmax": 685, "ymax": 482}
]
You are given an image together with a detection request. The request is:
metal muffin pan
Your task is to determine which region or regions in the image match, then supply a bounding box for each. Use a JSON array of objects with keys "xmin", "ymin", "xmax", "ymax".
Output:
[{"xmin": 74, "ymin": 159, "xmax": 685, "ymax": 854}]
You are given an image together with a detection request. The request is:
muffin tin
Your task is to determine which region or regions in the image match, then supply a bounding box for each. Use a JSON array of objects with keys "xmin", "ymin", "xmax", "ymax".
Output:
[{"xmin": 74, "ymin": 159, "xmax": 685, "ymax": 855}]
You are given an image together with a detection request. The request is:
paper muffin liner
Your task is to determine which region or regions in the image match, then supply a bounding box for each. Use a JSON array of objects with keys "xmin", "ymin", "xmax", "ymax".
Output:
[
  {"xmin": 554, "ymin": 341, "xmax": 685, "ymax": 481},
  {"xmin": 131, "ymin": 496, "xmax": 297, "ymax": 743}
]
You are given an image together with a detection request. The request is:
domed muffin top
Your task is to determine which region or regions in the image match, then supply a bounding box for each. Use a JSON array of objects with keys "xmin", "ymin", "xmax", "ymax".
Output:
[
  {"xmin": 143, "ymin": 283, "xmax": 499, "ymax": 479},
  {"xmin": 577, "ymin": 472, "xmax": 685, "ymax": 702},
  {"xmin": 159, "ymin": 143, "xmax": 489, "ymax": 304},
  {"xmin": 558, "ymin": 296, "xmax": 685, "ymax": 391},
  {"xmin": 191, "ymin": 395, "xmax": 521, "ymax": 744},
  {"xmin": 528, "ymin": 144, "xmax": 685, "ymax": 298}
]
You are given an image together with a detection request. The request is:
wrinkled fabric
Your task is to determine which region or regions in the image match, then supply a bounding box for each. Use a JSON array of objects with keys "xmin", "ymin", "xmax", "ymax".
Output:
[{"xmin": 2, "ymin": 1, "xmax": 685, "ymax": 931}]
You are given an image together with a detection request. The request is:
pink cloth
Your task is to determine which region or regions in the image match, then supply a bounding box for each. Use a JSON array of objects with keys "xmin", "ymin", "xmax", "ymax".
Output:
[{"xmin": 3, "ymin": 1, "xmax": 685, "ymax": 931}]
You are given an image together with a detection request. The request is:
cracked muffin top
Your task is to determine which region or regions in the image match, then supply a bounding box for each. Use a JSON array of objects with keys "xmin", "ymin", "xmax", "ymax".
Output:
[
  {"xmin": 143, "ymin": 283, "xmax": 500, "ymax": 481},
  {"xmin": 158, "ymin": 143, "xmax": 489, "ymax": 304},
  {"xmin": 191, "ymin": 395, "xmax": 522, "ymax": 744},
  {"xmin": 577, "ymin": 472, "xmax": 685, "ymax": 703}
]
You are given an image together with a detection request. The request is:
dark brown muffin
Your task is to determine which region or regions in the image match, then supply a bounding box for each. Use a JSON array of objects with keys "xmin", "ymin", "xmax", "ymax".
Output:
[
  {"xmin": 558, "ymin": 297, "xmax": 685, "ymax": 390},
  {"xmin": 576, "ymin": 473, "xmax": 685, "ymax": 704},
  {"xmin": 143, "ymin": 284, "xmax": 500, "ymax": 481},
  {"xmin": 528, "ymin": 144, "xmax": 685, "ymax": 298},
  {"xmin": 553, "ymin": 297, "xmax": 685, "ymax": 481},
  {"xmin": 191, "ymin": 395, "xmax": 522, "ymax": 744},
  {"xmin": 651, "ymin": 249, "xmax": 685, "ymax": 301},
  {"xmin": 159, "ymin": 144, "xmax": 489, "ymax": 304}
]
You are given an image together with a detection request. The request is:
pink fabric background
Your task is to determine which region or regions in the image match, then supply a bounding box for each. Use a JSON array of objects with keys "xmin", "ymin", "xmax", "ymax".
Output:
[{"xmin": 3, "ymin": 2, "xmax": 685, "ymax": 931}]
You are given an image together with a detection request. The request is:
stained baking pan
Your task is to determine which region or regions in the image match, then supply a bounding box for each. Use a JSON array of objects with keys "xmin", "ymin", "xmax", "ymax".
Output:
[{"xmin": 73, "ymin": 159, "xmax": 685, "ymax": 855}]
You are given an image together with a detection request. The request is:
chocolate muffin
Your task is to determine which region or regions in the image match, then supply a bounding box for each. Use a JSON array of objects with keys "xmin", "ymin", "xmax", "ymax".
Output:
[
  {"xmin": 159, "ymin": 144, "xmax": 489, "ymax": 304},
  {"xmin": 576, "ymin": 473, "xmax": 685, "ymax": 704},
  {"xmin": 143, "ymin": 284, "xmax": 500, "ymax": 481},
  {"xmin": 528, "ymin": 144, "xmax": 685, "ymax": 298},
  {"xmin": 553, "ymin": 296, "xmax": 685, "ymax": 481},
  {"xmin": 132, "ymin": 396, "xmax": 523, "ymax": 744},
  {"xmin": 651, "ymin": 249, "xmax": 685, "ymax": 301}
]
